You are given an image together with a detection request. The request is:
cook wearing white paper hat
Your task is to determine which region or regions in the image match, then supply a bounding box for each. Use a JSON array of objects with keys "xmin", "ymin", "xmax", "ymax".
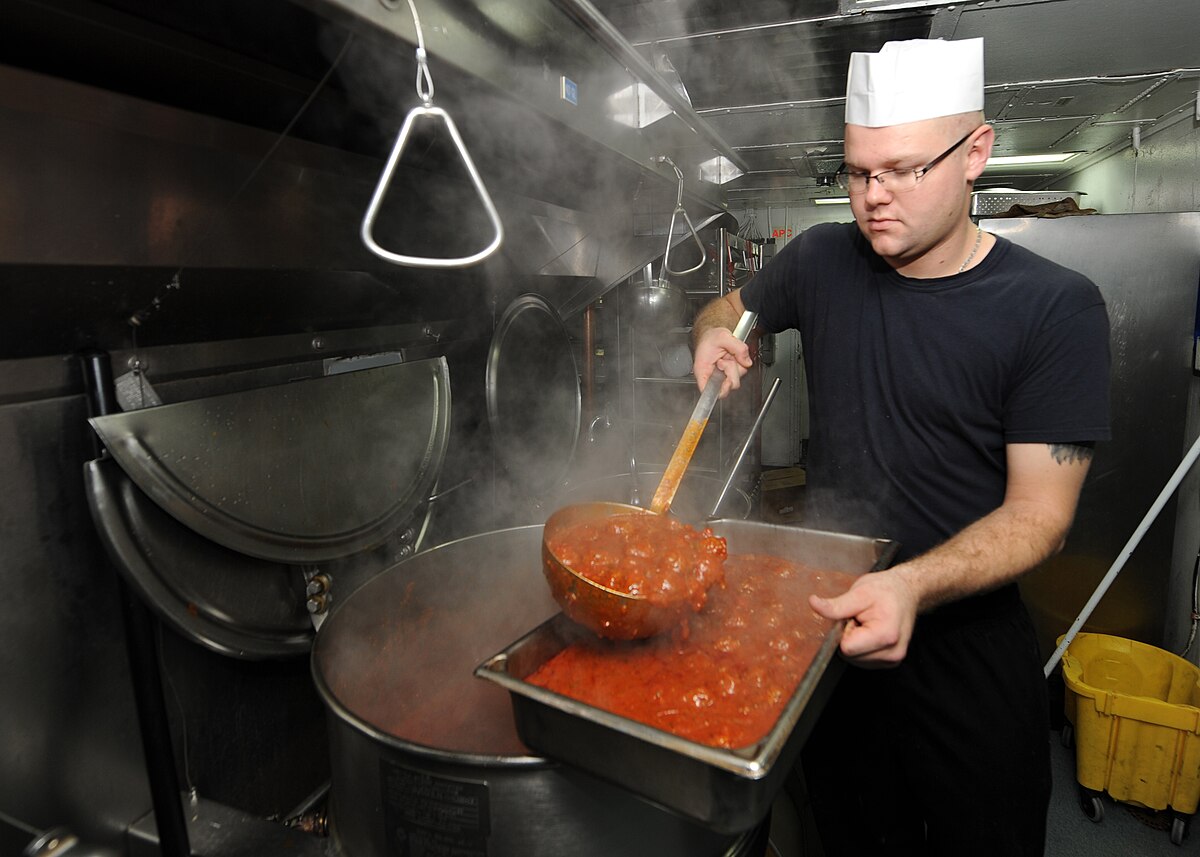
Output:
[
  {"xmin": 837, "ymin": 37, "xmax": 996, "ymax": 277},
  {"xmin": 690, "ymin": 37, "xmax": 1111, "ymax": 857}
]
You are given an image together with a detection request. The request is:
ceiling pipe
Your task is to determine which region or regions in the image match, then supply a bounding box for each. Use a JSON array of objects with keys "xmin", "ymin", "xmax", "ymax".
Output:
[{"xmin": 548, "ymin": 0, "xmax": 750, "ymax": 175}]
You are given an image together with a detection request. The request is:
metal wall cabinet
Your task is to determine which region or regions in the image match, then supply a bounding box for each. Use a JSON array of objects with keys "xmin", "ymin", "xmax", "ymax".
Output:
[{"xmin": 987, "ymin": 213, "xmax": 1200, "ymax": 659}]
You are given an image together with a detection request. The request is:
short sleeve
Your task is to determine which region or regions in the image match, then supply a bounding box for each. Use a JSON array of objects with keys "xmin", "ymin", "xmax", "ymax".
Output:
[{"xmin": 1004, "ymin": 300, "xmax": 1111, "ymax": 443}]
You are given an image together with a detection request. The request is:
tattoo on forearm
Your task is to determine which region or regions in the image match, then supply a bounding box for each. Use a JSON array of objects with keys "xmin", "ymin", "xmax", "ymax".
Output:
[{"xmin": 1049, "ymin": 443, "xmax": 1095, "ymax": 464}]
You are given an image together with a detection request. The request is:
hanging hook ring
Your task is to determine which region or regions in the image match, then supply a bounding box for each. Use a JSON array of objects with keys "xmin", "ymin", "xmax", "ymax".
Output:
[
  {"xmin": 662, "ymin": 206, "xmax": 707, "ymax": 276},
  {"xmin": 415, "ymin": 47, "xmax": 434, "ymax": 105},
  {"xmin": 361, "ymin": 0, "xmax": 504, "ymax": 268},
  {"xmin": 361, "ymin": 106, "xmax": 504, "ymax": 268},
  {"xmin": 655, "ymin": 155, "xmax": 706, "ymax": 277}
]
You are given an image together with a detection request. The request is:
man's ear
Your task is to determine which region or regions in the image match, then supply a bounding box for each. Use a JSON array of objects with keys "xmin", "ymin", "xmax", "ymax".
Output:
[{"xmin": 965, "ymin": 124, "xmax": 995, "ymax": 180}]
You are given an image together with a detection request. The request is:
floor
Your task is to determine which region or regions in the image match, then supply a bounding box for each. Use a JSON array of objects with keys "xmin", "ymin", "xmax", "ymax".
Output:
[
  {"xmin": 766, "ymin": 725, "xmax": 1193, "ymax": 856},
  {"xmin": 1045, "ymin": 726, "xmax": 1191, "ymax": 856}
]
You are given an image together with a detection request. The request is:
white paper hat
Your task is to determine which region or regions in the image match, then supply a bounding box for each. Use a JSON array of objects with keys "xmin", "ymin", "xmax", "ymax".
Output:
[{"xmin": 845, "ymin": 38, "xmax": 984, "ymax": 127}]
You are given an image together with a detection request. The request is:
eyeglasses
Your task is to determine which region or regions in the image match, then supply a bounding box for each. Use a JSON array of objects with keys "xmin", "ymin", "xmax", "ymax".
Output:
[{"xmin": 834, "ymin": 128, "xmax": 977, "ymax": 194}]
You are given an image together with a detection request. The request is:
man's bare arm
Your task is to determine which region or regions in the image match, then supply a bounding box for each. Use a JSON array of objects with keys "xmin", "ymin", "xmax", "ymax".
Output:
[
  {"xmin": 897, "ymin": 442, "xmax": 1093, "ymax": 605},
  {"xmin": 811, "ymin": 441, "xmax": 1095, "ymax": 666},
  {"xmin": 691, "ymin": 289, "xmax": 746, "ymax": 350}
]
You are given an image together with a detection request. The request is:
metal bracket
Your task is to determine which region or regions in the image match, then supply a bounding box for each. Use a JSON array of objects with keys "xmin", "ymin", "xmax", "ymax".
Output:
[{"xmin": 303, "ymin": 568, "xmax": 333, "ymax": 631}]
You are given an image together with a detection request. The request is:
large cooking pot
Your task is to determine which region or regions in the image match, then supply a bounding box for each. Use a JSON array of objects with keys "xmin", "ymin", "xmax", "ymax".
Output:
[
  {"xmin": 311, "ymin": 525, "xmax": 768, "ymax": 857},
  {"xmin": 559, "ymin": 470, "xmax": 753, "ymax": 522}
]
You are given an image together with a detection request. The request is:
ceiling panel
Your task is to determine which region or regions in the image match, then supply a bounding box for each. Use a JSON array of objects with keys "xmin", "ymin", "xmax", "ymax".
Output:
[
  {"xmin": 1058, "ymin": 122, "xmax": 1143, "ymax": 155},
  {"xmin": 990, "ymin": 116, "xmax": 1097, "ymax": 153},
  {"xmin": 1099, "ymin": 77, "xmax": 1198, "ymax": 124},
  {"xmin": 991, "ymin": 81, "xmax": 1144, "ymax": 122},
  {"xmin": 955, "ymin": 0, "xmax": 1199, "ymax": 83}
]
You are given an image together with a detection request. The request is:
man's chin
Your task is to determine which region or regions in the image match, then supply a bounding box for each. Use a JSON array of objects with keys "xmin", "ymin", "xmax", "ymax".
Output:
[{"xmin": 862, "ymin": 231, "xmax": 909, "ymax": 266}]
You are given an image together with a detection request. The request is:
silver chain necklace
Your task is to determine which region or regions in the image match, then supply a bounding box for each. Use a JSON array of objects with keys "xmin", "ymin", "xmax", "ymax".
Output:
[{"xmin": 958, "ymin": 224, "xmax": 983, "ymax": 274}]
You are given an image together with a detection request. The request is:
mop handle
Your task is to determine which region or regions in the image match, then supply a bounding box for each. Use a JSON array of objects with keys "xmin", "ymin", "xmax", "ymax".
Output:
[{"xmin": 1043, "ymin": 431, "xmax": 1200, "ymax": 678}]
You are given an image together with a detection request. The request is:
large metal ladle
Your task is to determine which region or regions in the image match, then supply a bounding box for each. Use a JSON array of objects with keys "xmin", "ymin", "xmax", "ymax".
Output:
[{"xmin": 542, "ymin": 311, "xmax": 758, "ymax": 639}]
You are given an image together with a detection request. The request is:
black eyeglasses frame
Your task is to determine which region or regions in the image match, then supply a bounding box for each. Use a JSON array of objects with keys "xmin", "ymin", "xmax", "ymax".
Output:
[{"xmin": 834, "ymin": 127, "xmax": 979, "ymax": 194}]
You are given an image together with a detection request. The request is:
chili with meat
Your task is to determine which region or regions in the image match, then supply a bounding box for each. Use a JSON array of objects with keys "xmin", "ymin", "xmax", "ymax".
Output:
[
  {"xmin": 546, "ymin": 512, "xmax": 727, "ymax": 613},
  {"xmin": 527, "ymin": 553, "xmax": 854, "ymax": 749}
]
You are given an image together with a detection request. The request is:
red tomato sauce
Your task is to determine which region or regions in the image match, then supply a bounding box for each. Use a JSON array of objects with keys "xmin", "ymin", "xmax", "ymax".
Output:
[
  {"xmin": 526, "ymin": 554, "xmax": 855, "ymax": 749},
  {"xmin": 547, "ymin": 513, "xmax": 727, "ymax": 611}
]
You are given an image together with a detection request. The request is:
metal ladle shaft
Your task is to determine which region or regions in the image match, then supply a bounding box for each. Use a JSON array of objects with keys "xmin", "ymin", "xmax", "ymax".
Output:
[{"xmin": 648, "ymin": 310, "xmax": 757, "ymax": 515}]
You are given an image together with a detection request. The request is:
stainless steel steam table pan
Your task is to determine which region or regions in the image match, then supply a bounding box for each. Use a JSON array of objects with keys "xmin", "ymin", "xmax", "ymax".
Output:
[{"xmin": 475, "ymin": 519, "xmax": 898, "ymax": 834}]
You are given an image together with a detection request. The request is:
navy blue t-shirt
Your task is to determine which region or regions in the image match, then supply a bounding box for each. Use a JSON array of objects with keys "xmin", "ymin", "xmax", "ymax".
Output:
[{"xmin": 741, "ymin": 222, "xmax": 1111, "ymax": 579}]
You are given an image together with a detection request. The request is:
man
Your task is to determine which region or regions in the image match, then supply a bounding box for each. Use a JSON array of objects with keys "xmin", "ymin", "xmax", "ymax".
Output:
[{"xmin": 692, "ymin": 38, "xmax": 1110, "ymax": 856}]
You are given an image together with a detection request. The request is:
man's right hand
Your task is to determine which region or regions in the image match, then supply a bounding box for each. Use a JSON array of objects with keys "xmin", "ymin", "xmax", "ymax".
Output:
[
  {"xmin": 693, "ymin": 325, "xmax": 753, "ymax": 398},
  {"xmin": 691, "ymin": 289, "xmax": 755, "ymax": 397}
]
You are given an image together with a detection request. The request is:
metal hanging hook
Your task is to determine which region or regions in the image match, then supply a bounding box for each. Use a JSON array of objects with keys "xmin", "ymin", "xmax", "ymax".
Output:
[
  {"xmin": 403, "ymin": 0, "xmax": 434, "ymax": 105},
  {"xmin": 361, "ymin": 0, "xmax": 504, "ymax": 268},
  {"xmin": 654, "ymin": 155, "xmax": 706, "ymax": 278},
  {"xmin": 415, "ymin": 47, "xmax": 434, "ymax": 106}
]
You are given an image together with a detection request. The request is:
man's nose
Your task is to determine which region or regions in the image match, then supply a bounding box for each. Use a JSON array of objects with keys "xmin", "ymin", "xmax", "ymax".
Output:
[{"xmin": 863, "ymin": 175, "xmax": 892, "ymax": 204}]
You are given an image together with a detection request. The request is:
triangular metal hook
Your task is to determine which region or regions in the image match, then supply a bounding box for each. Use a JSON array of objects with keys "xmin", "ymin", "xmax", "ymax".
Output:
[
  {"xmin": 662, "ymin": 204, "xmax": 707, "ymax": 277},
  {"xmin": 654, "ymin": 154, "xmax": 706, "ymax": 278},
  {"xmin": 361, "ymin": 105, "xmax": 504, "ymax": 268}
]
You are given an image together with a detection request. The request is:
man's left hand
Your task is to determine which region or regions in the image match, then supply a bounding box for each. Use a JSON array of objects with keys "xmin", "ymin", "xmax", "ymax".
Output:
[{"xmin": 809, "ymin": 569, "xmax": 920, "ymax": 668}]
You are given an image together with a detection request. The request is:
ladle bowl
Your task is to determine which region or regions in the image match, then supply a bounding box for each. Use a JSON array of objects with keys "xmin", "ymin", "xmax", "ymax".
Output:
[
  {"xmin": 541, "ymin": 501, "xmax": 699, "ymax": 640},
  {"xmin": 542, "ymin": 310, "xmax": 758, "ymax": 640}
]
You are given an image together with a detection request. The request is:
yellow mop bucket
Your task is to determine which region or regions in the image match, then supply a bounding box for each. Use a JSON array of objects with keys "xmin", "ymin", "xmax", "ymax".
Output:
[{"xmin": 1060, "ymin": 632, "xmax": 1200, "ymax": 824}]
